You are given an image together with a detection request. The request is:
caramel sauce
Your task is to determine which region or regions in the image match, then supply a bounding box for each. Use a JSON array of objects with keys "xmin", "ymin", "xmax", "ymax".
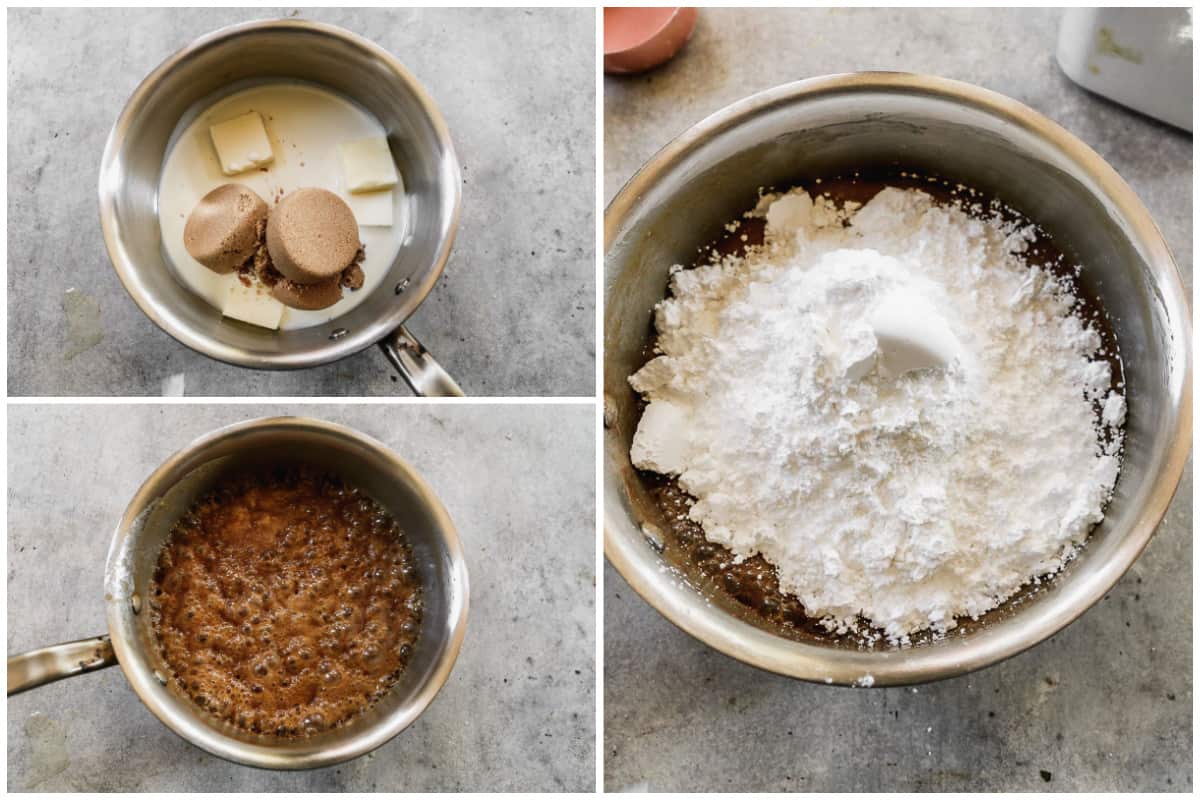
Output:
[{"xmin": 150, "ymin": 465, "xmax": 421, "ymax": 737}]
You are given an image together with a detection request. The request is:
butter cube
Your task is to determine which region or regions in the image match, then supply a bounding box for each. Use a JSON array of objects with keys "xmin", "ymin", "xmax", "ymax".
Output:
[
  {"xmin": 210, "ymin": 112, "xmax": 274, "ymax": 176},
  {"xmin": 340, "ymin": 137, "xmax": 398, "ymax": 193},
  {"xmin": 222, "ymin": 281, "xmax": 283, "ymax": 330},
  {"xmin": 344, "ymin": 189, "xmax": 393, "ymax": 226}
]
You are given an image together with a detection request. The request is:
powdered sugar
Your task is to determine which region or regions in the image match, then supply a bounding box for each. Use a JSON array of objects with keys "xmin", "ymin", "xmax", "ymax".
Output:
[{"xmin": 629, "ymin": 187, "xmax": 1124, "ymax": 643}]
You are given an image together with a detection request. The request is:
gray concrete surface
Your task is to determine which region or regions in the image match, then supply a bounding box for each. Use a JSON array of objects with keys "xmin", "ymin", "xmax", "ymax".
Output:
[
  {"xmin": 604, "ymin": 8, "xmax": 1191, "ymax": 793},
  {"xmin": 9, "ymin": 7, "xmax": 595, "ymax": 397},
  {"xmin": 605, "ymin": 7, "xmax": 1192, "ymax": 298},
  {"xmin": 7, "ymin": 404, "xmax": 595, "ymax": 792}
]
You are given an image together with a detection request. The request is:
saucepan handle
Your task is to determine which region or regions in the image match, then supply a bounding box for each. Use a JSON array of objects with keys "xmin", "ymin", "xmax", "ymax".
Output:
[
  {"xmin": 7, "ymin": 635, "xmax": 117, "ymax": 696},
  {"xmin": 378, "ymin": 324, "xmax": 465, "ymax": 397}
]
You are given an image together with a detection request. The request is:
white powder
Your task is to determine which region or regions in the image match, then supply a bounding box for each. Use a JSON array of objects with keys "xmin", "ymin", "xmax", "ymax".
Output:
[{"xmin": 629, "ymin": 187, "xmax": 1124, "ymax": 643}]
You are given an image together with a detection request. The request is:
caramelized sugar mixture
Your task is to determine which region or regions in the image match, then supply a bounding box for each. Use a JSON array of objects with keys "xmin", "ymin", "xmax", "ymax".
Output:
[
  {"xmin": 150, "ymin": 465, "xmax": 422, "ymax": 737},
  {"xmin": 634, "ymin": 167, "xmax": 1123, "ymax": 646}
]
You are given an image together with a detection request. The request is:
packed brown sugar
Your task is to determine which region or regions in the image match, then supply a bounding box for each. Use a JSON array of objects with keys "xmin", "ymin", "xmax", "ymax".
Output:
[{"xmin": 150, "ymin": 465, "xmax": 421, "ymax": 738}]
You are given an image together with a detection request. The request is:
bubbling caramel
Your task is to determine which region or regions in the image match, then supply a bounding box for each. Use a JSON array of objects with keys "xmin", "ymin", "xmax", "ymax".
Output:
[{"xmin": 150, "ymin": 465, "xmax": 422, "ymax": 738}]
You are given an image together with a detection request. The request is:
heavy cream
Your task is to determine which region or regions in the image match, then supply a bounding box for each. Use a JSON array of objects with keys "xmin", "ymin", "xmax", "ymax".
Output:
[{"xmin": 158, "ymin": 82, "xmax": 408, "ymax": 330}]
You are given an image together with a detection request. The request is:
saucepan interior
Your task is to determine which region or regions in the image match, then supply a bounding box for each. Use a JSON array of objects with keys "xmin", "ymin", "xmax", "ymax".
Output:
[
  {"xmin": 603, "ymin": 73, "xmax": 1191, "ymax": 685},
  {"xmin": 99, "ymin": 19, "xmax": 461, "ymax": 369},
  {"xmin": 104, "ymin": 418, "xmax": 468, "ymax": 768}
]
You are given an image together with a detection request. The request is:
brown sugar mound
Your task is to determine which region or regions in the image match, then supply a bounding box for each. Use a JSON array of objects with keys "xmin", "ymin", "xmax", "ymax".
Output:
[
  {"xmin": 271, "ymin": 276, "xmax": 345, "ymax": 310},
  {"xmin": 185, "ymin": 186, "xmax": 368, "ymax": 312},
  {"xmin": 184, "ymin": 184, "xmax": 269, "ymax": 273},
  {"xmin": 266, "ymin": 188, "xmax": 361, "ymax": 285}
]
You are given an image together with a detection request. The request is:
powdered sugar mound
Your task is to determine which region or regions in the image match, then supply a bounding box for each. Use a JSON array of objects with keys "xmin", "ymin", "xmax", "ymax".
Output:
[{"xmin": 629, "ymin": 187, "xmax": 1124, "ymax": 643}]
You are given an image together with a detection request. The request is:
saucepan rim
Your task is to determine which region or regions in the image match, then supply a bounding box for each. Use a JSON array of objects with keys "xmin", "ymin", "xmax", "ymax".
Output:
[
  {"xmin": 103, "ymin": 415, "xmax": 469, "ymax": 768},
  {"xmin": 98, "ymin": 18, "xmax": 462, "ymax": 369}
]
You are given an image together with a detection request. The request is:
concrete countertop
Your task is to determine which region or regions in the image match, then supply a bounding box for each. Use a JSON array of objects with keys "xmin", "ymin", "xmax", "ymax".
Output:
[
  {"xmin": 7, "ymin": 404, "xmax": 595, "ymax": 791},
  {"xmin": 604, "ymin": 8, "xmax": 1191, "ymax": 792},
  {"xmin": 8, "ymin": 7, "xmax": 595, "ymax": 397}
]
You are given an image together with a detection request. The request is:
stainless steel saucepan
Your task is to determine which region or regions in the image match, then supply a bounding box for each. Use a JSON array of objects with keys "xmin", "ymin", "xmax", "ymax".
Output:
[
  {"xmin": 604, "ymin": 72, "xmax": 1192, "ymax": 686},
  {"xmin": 99, "ymin": 20, "xmax": 464, "ymax": 396},
  {"xmin": 8, "ymin": 417, "xmax": 470, "ymax": 769}
]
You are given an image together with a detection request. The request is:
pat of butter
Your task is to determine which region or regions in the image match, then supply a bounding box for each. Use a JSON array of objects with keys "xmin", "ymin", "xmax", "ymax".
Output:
[
  {"xmin": 209, "ymin": 112, "xmax": 274, "ymax": 176},
  {"xmin": 340, "ymin": 137, "xmax": 398, "ymax": 193},
  {"xmin": 344, "ymin": 189, "xmax": 393, "ymax": 226},
  {"xmin": 222, "ymin": 280, "xmax": 284, "ymax": 330}
]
